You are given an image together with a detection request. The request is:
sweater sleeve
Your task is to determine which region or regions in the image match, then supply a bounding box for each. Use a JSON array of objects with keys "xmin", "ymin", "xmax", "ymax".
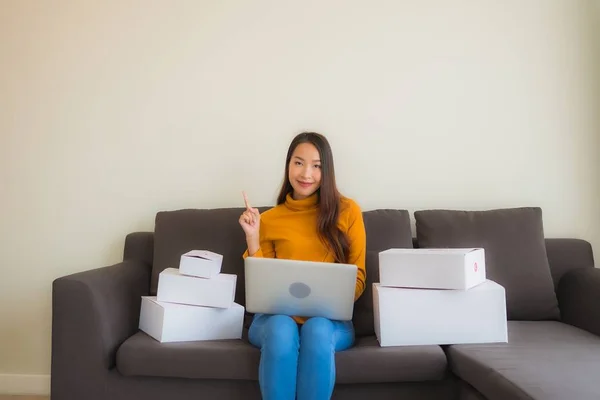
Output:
[
  {"xmin": 242, "ymin": 220, "xmax": 276, "ymax": 259},
  {"xmin": 346, "ymin": 202, "xmax": 367, "ymax": 301}
]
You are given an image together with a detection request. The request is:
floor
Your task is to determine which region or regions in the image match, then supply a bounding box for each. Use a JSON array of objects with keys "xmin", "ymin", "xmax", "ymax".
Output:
[{"xmin": 0, "ymin": 397, "xmax": 48, "ymax": 400}]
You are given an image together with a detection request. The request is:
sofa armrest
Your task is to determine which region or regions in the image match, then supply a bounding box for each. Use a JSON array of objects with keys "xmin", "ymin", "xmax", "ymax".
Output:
[
  {"xmin": 123, "ymin": 232, "xmax": 154, "ymax": 266},
  {"xmin": 557, "ymin": 267, "xmax": 600, "ymax": 337},
  {"xmin": 51, "ymin": 260, "xmax": 150, "ymax": 400}
]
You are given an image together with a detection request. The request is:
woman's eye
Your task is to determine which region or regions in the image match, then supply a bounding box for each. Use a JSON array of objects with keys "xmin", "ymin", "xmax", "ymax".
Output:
[{"xmin": 314, "ymin": 165, "xmax": 321, "ymax": 169}]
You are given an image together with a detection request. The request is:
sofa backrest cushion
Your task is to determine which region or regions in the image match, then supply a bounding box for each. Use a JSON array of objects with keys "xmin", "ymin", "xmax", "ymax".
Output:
[
  {"xmin": 151, "ymin": 206, "xmax": 413, "ymax": 335},
  {"xmin": 151, "ymin": 207, "xmax": 270, "ymax": 305},
  {"xmin": 354, "ymin": 209, "xmax": 414, "ymax": 337},
  {"xmin": 414, "ymin": 207, "xmax": 560, "ymax": 321}
]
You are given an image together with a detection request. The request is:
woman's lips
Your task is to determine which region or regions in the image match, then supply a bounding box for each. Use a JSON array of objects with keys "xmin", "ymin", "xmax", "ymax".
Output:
[{"xmin": 298, "ymin": 181, "xmax": 313, "ymax": 188}]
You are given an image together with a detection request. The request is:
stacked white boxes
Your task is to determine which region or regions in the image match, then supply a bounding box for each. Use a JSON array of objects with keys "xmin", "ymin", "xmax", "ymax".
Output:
[
  {"xmin": 373, "ymin": 248, "xmax": 508, "ymax": 347},
  {"xmin": 139, "ymin": 250, "xmax": 245, "ymax": 343}
]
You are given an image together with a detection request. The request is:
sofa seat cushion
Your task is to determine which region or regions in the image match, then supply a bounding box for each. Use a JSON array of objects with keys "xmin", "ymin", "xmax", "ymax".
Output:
[
  {"xmin": 116, "ymin": 332, "xmax": 261, "ymax": 380},
  {"xmin": 116, "ymin": 332, "xmax": 447, "ymax": 383},
  {"xmin": 335, "ymin": 336, "xmax": 448, "ymax": 384},
  {"xmin": 447, "ymin": 321, "xmax": 600, "ymax": 400}
]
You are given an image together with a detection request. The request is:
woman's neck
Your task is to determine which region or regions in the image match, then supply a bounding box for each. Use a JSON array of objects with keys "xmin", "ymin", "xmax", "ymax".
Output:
[{"xmin": 284, "ymin": 191, "xmax": 318, "ymax": 212}]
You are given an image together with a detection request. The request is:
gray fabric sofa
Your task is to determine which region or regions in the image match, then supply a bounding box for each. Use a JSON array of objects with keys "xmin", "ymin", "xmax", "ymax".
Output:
[{"xmin": 51, "ymin": 206, "xmax": 600, "ymax": 399}]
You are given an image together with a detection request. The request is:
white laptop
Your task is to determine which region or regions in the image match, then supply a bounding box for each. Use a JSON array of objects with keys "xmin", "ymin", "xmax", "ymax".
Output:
[{"xmin": 244, "ymin": 257, "xmax": 358, "ymax": 321}]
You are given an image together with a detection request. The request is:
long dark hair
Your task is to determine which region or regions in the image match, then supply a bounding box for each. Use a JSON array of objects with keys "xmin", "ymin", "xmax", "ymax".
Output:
[{"xmin": 276, "ymin": 132, "xmax": 350, "ymax": 264}]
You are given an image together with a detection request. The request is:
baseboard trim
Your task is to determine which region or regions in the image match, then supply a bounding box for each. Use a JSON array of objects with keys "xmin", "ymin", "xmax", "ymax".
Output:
[{"xmin": 0, "ymin": 374, "xmax": 50, "ymax": 395}]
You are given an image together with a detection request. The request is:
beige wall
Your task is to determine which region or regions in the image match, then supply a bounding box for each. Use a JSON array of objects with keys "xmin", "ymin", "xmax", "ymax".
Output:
[{"xmin": 1, "ymin": 0, "xmax": 599, "ymax": 392}]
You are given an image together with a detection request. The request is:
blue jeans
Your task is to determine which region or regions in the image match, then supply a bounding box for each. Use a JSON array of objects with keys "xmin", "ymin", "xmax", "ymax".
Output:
[{"xmin": 248, "ymin": 313, "xmax": 355, "ymax": 400}]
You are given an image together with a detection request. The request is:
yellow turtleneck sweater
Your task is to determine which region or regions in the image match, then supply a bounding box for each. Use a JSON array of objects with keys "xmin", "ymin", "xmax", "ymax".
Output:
[{"xmin": 243, "ymin": 192, "xmax": 367, "ymax": 324}]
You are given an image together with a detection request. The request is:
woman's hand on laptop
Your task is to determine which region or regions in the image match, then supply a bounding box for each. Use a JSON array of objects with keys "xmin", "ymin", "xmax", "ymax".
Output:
[{"xmin": 240, "ymin": 191, "xmax": 261, "ymax": 240}]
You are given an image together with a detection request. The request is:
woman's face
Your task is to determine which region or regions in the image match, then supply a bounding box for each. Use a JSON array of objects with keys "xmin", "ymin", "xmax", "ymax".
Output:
[{"xmin": 288, "ymin": 142, "xmax": 322, "ymax": 200}]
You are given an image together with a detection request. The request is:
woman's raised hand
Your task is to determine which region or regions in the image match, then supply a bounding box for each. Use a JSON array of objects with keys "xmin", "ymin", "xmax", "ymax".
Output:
[{"xmin": 239, "ymin": 191, "xmax": 260, "ymax": 239}]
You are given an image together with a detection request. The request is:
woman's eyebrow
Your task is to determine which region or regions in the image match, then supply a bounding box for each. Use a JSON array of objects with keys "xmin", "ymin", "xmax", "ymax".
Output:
[{"xmin": 293, "ymin": 156, "xmax": 321, "ymax": 162}]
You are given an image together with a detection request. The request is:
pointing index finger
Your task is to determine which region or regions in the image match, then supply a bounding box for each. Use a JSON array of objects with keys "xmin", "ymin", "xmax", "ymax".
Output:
[{"xmin": 242, "ymin": 191, "xmax": 251, "ymax": 210}]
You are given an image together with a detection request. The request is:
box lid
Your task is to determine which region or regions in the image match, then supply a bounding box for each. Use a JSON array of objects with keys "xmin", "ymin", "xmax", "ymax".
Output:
[
  {"xmin": 182, "ymin": 250, "xmax": 223, "ymax": 261},
  {"xmin": 142, "ymin": 296, "xmax": 177, "ymax": 310},
  {"xmin": 159, "ymin": 267, "xmax": 236, "ymax": 281},
  {"xmin": 143, "ymin": 296, "xmax": 244, "ymax": 311},
  {"xmin": 380, "ymin": 248, "xmax": 482, "ymax": 255}
]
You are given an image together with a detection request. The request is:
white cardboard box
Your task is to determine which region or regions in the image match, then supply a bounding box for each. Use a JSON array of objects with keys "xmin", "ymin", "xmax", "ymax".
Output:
[
  {"xmin": 139, "ymin": 296, "xmax": 244, "ymax": 343},
  {"xmin": 379, "ymin": 248, "xmax": 486, "ymax": 290},
  {"xmin": 179, "ymin": 250, "xmax": 223, "ymax": 278},
  {"xmin": 373, "ymin": 280, "xmax": 507, "ymax": 347},
  {"xmin": 156, "ymin": 268, "xmax": 236, "ymax": 308}
]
